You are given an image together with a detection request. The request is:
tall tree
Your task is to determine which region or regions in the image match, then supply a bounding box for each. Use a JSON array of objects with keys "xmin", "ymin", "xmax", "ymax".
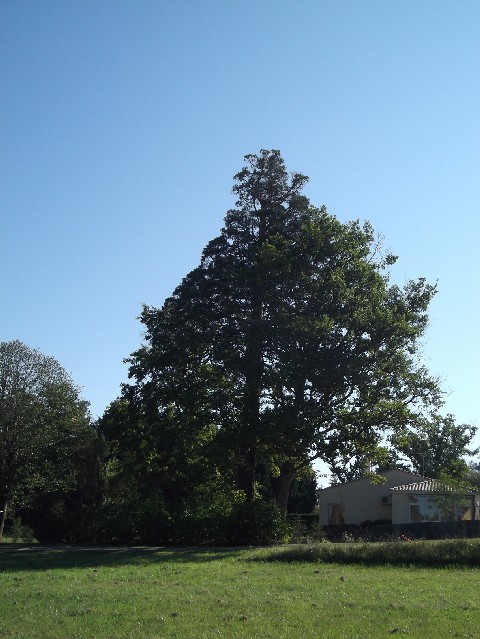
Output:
[
  {"xmin": 126, "ymin": 150, "xmax": 441, "ymax": 512},
  {"xmin": 390, "ymin": 414, "xmax": 477, "ymax": 479},
  {"xmin": 0, "ymin": 340, "xmax": 93, "ymax": 539}
]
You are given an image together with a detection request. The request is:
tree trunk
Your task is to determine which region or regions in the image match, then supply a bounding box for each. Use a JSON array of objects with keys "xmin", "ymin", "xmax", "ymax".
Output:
[
  {"xmin": 238, "ymin": 359, "xmax": 261, "ymax": 501},
  {"xmin": 0, "ymin": 499, "xmax": 7, "ymax": 541},
  {"xmin": 237, "ymin": 209, "xmax": 267, "ymax": 500},
  {"xmin": 237, "ymin": 446, "xmax": 256, "ymax": 501},
  {"xmin": 272, "ymin": 461, "xmax": 296, "ymax": 514}
]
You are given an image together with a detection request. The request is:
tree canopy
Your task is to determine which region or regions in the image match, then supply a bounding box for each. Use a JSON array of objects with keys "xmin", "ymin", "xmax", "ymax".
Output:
[
  {"xmin": 390, "ymin": 414, "xmax": 478, "ymax": 479},
  {"xmin": 1, "ymin": 154, "xmax": 472, "ymax": 544},
  {"xmin": 124, "ymin": 150, "xmax": 442, "ymax": 514},
  {"xmin": 0, "ymin": 340, "xmax": 96, "ymax": 540}
]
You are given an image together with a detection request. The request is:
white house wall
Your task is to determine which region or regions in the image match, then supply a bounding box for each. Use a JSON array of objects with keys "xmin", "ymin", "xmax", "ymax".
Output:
[
  {"xmin": 391, "ymin": 493, "xmax": 410, "ymax": 525},
  {"xmin": 318, "ymin": 470, "xmax": 424, "ymax": 526}
]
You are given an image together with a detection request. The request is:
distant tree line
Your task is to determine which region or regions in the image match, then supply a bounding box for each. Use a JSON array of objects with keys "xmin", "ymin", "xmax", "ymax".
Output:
[{"xmin": 1, "ymin": 151, "xmax": 477, "ymax": 544}]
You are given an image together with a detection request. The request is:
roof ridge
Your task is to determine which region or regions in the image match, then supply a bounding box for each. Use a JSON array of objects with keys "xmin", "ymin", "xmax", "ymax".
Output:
[{"xmin": 391, "ymin": 478, "xmax": 473, "ymax": 493}]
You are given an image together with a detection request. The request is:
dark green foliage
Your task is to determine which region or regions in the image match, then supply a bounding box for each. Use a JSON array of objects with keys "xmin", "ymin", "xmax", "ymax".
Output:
[
  {"xmin": 0, "ymin": 340, "xmax": 98, "ymax": 541},
  {"xmin": 1, "ymin": 159, "xmax": 459, "ymax": 546},
  {"xmin": 19, "ymin": 434, "xmax": 104, "ymax": 544},
  {"xmin": 93, "ymin": 493, "xmax": 288, "ymax": 546},
  {"xmin": 222, "ymin": 500, "xmax": 290, "ymax": 546},
  {"xmin": 92, "ymin": 494, "xmax": 174, "ymax": 546},
  {"xmin": 96, "ymin": 150, "xmax": 445, "ymax": 545},
  {"xmin": 97, "ymin": 396, "xmax": 239, "ymax": 544},
  {"xmin": 92, "ymin": 499, "xmax": 141, "ymax": 545},
  {"xmin": 98, "ymin": 398, "xmax": 228, "ymax": 514},
  {"xmin": 287, "ymin": 514, "xmax": 326, "ymax": 543},
  {"xmin": 8, "ymin": 517, "xmax": 34, "ymax": 543},
  {"xmin": 287, "ymin": 473, "xmax": 318, "ymax": 513}
]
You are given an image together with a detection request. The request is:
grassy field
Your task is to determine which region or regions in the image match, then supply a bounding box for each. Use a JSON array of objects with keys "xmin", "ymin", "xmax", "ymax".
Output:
[{"xmin": 1, "ymin": 544, "xmax": 479, "ymax": 639}]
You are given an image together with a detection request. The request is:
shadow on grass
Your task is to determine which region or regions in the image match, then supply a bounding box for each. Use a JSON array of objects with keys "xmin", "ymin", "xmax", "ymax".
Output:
[{"xmin": 0, "ymin": 545, "xmax": 247, "ymax": 573}]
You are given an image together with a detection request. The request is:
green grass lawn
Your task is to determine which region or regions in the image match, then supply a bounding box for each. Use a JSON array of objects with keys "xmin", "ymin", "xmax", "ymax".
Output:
[{"xmin": 0, "ymin": 544, "xmax": 479, "ymax": 639}]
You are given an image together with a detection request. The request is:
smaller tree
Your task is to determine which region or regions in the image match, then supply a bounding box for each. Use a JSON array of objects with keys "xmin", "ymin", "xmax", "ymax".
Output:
[
  {"xmin": 465, "ymin": 461, "xmax": 480, "ymax": 491},
  {"xmin": 390, "ymin": 414, "xmax": 478, "ymax": 479},
  {"xmin": 327, "ymin": 448, "xmax": 388, "ymax": 484},
  {"xmin": 0, "ymin": 340, "xmax": 93, "ymax": 540}
]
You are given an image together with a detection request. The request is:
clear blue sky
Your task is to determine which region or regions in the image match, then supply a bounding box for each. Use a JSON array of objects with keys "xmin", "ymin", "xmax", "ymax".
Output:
[{"xmin": 2, "ymin": 2, "xmax": 479, "ymax": 456}]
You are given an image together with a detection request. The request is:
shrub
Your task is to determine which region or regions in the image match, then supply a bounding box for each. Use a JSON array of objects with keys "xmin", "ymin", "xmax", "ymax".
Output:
[
  {"xmin": 223, "ymin": 500, "xmax": 289, "ymax": 546},
  {"xmin": 288, "ymin": 517, "xmax": 327, "ymax": 544},
  {"xmin": 169, "ymin": 503, "xmax": 226, "ymax": 546},
  {"xmin": 92, "ymin": 494, "xmax": 289, "ymax": 547},
  {"xmin": 8, "ymin": 518, "xmax": 36, "ymax": 543},
  {"xmin": 136, "ymin": 496, "xmax": 172, "ymax": 545},
  {"xmin": 92, "ymin": 499, "xmax": 140, "ymax": 544},
  {"xmin": 10, "ymin": 517, "xmax": 23, "ymax": 543}
]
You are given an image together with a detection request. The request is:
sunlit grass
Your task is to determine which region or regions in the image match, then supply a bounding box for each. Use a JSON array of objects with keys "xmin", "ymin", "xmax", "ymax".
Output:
[{"xmin": 0, "ymin": 545, "xmax": 479, "ymax": 638}]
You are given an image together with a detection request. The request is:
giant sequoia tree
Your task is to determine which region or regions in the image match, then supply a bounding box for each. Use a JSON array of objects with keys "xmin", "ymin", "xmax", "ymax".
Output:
[{"xmin": 126, "ymin": 150, "xmax": 441, "ymax": 512}]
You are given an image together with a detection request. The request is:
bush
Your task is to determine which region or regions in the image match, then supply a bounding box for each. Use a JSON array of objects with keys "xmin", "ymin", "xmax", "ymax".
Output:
[
  {"xmin": 288, "ymin": 517, "xmax": 327, "ymax": 544},
  {"xmin": 136, "ymin": 496, "xmax": 172, "ymax": 545},
  {"xmin": 19, "ymin": 490, "xmax": 101, "ymax": 544},
  {"xmin": 21, "ymin": 524, "xmax": 36, "ymax": 543},
  {"xmin": 92, "ymin": 494, "xmax": 289, "ymax": 547},
  {"xmin": 93, "ymin": 493, "xmax": 227, "ymax": 546},
  {"xmin": 92, "ymin": 499, "xmax": 141, "ymax": 544},
  {"xmin": 223, "ymin": 500, "xmax": 289, "ymax": 546},
  {"xmin": 168, "ymin": 503, "xmax": 226, "ymax": 545},
  {"xmin": 160, "ymin": 498, "xmax": 289, "ymax": 546},
  {"xmin": 8, "ymin": 518, "xmax": 36, "ymax": 543},
  {"xmin": 287, "ymin": 514, "xmax": 327, "ymax": 544}
]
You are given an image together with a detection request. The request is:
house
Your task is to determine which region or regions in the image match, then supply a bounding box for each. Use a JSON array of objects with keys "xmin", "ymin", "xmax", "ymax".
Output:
[
  {"xmin": 389, "ymin": 478, "xmax": 479, "ymax": 524},
  {"xmin": 318, "ymin": 469, "xmax": 480, "ymax": 526}
]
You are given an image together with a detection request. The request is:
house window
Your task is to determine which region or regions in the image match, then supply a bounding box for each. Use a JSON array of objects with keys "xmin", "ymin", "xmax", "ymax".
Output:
[
  {"xmin": 454, "ymin": 498, "xmax": 473, "ymax": 521},
  {"xmin": 409, "ymin": 495, "xmax": 473, "ymax": 522},
  {"xmin": 409, "ymin": 495, "xmax": 440, "ymax": 522},
  {"xmin": 327, "ymin": 503, "xmax": 345, "ymax": 525}
]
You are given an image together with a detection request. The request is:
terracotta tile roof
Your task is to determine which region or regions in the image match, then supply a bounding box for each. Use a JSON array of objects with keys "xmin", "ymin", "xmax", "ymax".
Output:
[{"xmin": 391, "ymin": 479, "xmax": 472, "ymax": 493}]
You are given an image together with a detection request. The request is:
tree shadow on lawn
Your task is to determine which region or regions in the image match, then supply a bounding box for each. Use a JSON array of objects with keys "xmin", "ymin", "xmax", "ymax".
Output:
[{"xmin": 0, "ymin": 545, "xmax": 247, "ymax": 573}]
